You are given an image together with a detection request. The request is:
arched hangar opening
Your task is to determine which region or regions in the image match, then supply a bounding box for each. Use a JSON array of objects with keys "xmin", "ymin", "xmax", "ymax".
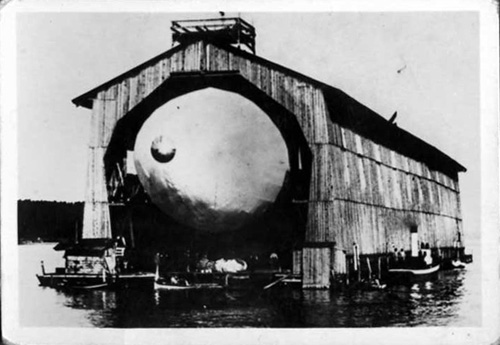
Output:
[{"xmin": 104, "ymin": 72, "xmax": 312, "ymax": 269}]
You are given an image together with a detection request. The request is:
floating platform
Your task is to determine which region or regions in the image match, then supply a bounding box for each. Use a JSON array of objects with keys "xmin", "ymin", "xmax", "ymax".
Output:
[{"xmin": 36, "ymin": 271, "xmax": 155, "ymax": 289}]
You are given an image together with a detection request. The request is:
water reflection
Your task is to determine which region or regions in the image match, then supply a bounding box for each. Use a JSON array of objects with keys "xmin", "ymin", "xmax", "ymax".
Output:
[
  {"xmin": 153, "ymin": 289, "xmax": 228, "ymax": 310},
  {"xmin": 62, "ymin": 289, "xmax": 117, "ymax": 310},
  {"xmin": 59, "ymin": 289, "xmax": 119, "ymax": 327},
  {"xmin": 267, "ymin": 269, "xmax": 475, "ymax": 328}
]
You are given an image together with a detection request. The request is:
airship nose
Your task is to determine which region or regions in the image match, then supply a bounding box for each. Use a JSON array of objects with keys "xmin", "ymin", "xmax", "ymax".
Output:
[
  {"xmin": 134, "ymin": 87, "xmax": 289, "ymax": 233},
  {"xmin": 151, "ymin": 135, "xmax": 176, "ymax": 163}
]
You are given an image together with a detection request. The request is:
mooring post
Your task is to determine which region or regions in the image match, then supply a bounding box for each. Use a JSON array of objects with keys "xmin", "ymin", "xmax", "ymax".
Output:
[
  {"xmin": 346, "ymin": 257, "xmax": 350, "ymax": 286},
  {"xmin": 357, "ymin": 261, "xmax": 361, "ymax": 282},
  {"xmin": 366, "ymin": 257, "xmax": 372, "ymax": 280},
  {"xmin": 330, "ymin": 242, "xmax": 336, "ymax": 288},
  {"xmin": 128, "ymin": 208, "xmax": 136, "ymax": 249},
  {"xmin": 377, "ymin": 256, "xmax": 382, "ymax": 280},
  {"xmin": 353, "ymin": 242, "xmax": 360, "ymax": 282}
]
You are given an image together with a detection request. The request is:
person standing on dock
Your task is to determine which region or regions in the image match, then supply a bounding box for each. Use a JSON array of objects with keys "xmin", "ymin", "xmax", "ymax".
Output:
[
  {"xmin": 423, "ymin": 251, "xmax": 432, "ymax": 266},
  {"xmin": 400, "ymin": 249, "xmax": 406, "ymax": 261},
  {"xmin": 397, "ymin": 249, "xmax": 406, "ymax": 267},
  {"xmin": 390, "ymin": 246, "xmax": 398, "ymax": 266},
  {"xmin": 183, "ymin": 249, "xmax": 192, "ymax": 272},
  {"xmin": 269, "ymin": 252, "xmax": 280, "ymax": 271},
  {"xmin": 196, "ymin": 254, "xmax": 211, "ymax": 273},
  {"xmin": 248, "ymin": 254, "xmax": 259, "ymax": 272}
]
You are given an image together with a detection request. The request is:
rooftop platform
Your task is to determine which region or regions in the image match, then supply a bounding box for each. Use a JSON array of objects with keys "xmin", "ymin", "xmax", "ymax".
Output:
[{"xmin": 171, "ymin": 17, "xmax": 256, "ymax": 53}]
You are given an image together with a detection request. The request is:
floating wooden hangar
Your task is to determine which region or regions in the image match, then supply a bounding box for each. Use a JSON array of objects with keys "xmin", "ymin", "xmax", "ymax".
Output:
[{"xmin": 72, "ymin": 17, "xmax": 467, "ymax": 289}]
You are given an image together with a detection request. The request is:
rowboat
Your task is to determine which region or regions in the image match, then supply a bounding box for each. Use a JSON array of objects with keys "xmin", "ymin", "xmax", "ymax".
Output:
[
  {"xmin": 441, "ymin": 257, "xmax": 469, "ymax": 270},
  {"xmin": 154, "ymin": 253, "xmax": 225, "ymax": 290},
  {"xmin": 71, "ymin": 283, "xmax": 109, "ymax": 290},
  {"xmin": 154, "ymin": 279, "xmax": 223, "ymax": 290}
]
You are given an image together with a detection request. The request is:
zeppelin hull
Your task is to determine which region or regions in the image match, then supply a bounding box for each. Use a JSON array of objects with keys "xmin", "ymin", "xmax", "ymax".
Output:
[{"xmin": 134, "ymin": 88, "xmax": 289, "ymax": 232}]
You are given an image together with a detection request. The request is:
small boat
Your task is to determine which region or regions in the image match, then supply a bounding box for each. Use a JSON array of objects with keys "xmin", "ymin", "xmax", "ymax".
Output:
[
  {"xmin": 387, "ymin": 263, "xmax": 440, "ymax": 284},
  {"xmin": 154, "ymin": 280, "xmax": 191, "ymax": 290},
  {"xmin": 367, "ymin": 279, "xmax": 387, "ymax": 290},
  {"xmin": 37, "ymin": 238, "xmax": 155, "ymax": 289},
  {"xmin": 71, "ymin": 283, "xmax": 109, "ymax": 290},
  {"xmin": 388, "ymin": 263, "xmax": 440, "ymax": 276},
  {"xmin": 153, "ymin": 254, "xmax": 225, "ymax": 291},
  {"xmin": 441, "ymin": 256, "xmax": 469, "ymax": 270},
  {"xmin": 37, "ymin": 273, "xmax": 113, "ymax": 289},
  {"xmin": 462, "ymin": 254, "xmax": 473, "ymax": 263},
  {"xmin": 154, "ymin": 279, "xmax": 223, "ymax": 291},
  {"xmin": 451, "ymin": 260, "xmax": 466, "ymax": 269}
]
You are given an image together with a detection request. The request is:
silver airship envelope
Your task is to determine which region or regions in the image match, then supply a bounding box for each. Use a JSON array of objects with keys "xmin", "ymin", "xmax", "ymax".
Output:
[{"xmin": 134, "ymin": 87, "xmax": 289, "ymax": 232}]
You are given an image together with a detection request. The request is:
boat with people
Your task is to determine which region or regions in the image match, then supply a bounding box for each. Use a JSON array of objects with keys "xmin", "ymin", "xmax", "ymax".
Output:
[
  {"xmin": 152, "ymin": 252, "xmax": 289, "ymax": 292},
  {"xmin": 154, "ymin": 276, "xmax": 224, "ymax": 291},
  {"xmin": 388, "ymin": 263, "xmax": 440, "ymax": 277},
  {"xmin": 153, "ymin": 253, "xmax": 249, "ymax": 291},
  {"xmin": 386, "ymin": 244, "xmax": 441, "ymax": 284},
  {"xmin": 386, "ymin": 263, "xmax": 441, "ymax": 286},
  {"xmin": 440, "ymin": 244, "xmax": 470, "ymax": 270}
]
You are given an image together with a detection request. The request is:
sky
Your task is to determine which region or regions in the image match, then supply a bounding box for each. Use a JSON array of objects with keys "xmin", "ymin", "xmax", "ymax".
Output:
[{"xmin": 16, "ymin": 12, "xmax": 480, "ymax": 248}]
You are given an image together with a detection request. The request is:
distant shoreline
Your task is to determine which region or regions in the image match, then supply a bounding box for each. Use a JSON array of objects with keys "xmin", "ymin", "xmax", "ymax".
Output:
[
  {"xmin": 17, "ymin": 200, "xmax": 83, "ymax": 244},
  {"xmin": 18, "ymin": 238, "xmax": 59, "ymax": 245}
]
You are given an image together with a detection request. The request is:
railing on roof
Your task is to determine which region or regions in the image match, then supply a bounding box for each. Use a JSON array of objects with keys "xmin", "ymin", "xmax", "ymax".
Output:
[{"xmin": 171, "ymin": 17, "xmax": 256, "ymax": 54}]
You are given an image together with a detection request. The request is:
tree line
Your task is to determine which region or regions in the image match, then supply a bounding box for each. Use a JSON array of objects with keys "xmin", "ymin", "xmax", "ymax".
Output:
[{"xmin": 18, "ymin": 200, "xmax": 83, "ymax": 243}]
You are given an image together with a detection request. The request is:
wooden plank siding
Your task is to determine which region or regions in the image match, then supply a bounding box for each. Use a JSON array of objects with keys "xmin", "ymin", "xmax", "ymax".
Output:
[
  {"xmin": 302, "ymin": 247, "xmax": 332, "ymax": 289},
  {"xmin": 325, "ymin": 126, "xmax": 463, "ymax": 254},
  {"xmin": 81, "ymin": 98, "xmax": 113, "ymax": 238},
  {"xmin": 80, "ymin": 39, "xmax": 464, "ymax": 268}
]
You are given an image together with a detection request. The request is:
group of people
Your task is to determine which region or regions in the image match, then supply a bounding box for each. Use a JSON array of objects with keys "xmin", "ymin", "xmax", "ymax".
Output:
[
  {"xmin": 390, "ymin": 242, "xmax": 435, "ymax": 268},
  {"xmin": 391, "ymin": 247, "xmax": 407, "ymax": 265},
  {"xmin": 418, "ymin": 243, "xmax": 434, "ymax": 267}
]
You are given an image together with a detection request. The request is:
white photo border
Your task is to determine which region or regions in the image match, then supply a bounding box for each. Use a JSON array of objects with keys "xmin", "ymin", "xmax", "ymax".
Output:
[{"xmin": 1, "ymin": 0, "xmax": 498, "ymax": 344}]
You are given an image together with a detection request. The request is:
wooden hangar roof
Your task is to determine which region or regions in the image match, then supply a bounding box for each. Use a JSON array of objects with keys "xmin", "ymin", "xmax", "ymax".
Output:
[{"xmin": 72, "ymin": 38, "xmax": 466, "ymax": 175}]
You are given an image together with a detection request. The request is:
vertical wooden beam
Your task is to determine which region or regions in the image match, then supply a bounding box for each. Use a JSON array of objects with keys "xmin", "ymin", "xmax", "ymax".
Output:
[
  {"xmin": 292, "ymin": 249, "xmax": 302, "ymax": 275},
  {"xmin": 82, "ymin": 98, "xmax": 115, "ymax": 239},
  {"xmin": 377, "ymin": 256, "xmax": 382, "ymax": 280},
  {"xmin": 128, "ymin": 207, "xmax": 136, "ymax": 249},
  {"xmin": 302, "ymin": 245, "xmax": 333, "ymax": 289},
  {"xmin": 366, "ymin": 257, "xmax": 372, "ymax": 280}
]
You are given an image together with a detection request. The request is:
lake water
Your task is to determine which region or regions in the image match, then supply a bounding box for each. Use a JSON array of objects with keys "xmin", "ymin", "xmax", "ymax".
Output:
[{"xmin": 19, "ymin": 243, "xmax": 481, "ymax": 328}]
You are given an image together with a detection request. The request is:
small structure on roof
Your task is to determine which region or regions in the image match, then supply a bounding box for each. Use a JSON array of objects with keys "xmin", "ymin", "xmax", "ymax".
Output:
[{"xmin": 171, "ymin": 17, "xmax": 256, "ymax": 53}]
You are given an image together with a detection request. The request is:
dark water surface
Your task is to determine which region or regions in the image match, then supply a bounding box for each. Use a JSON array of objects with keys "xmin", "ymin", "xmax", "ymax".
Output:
[{"xmin": 19, "ymin": 244, "xmax": 481, "ymax": 328}]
